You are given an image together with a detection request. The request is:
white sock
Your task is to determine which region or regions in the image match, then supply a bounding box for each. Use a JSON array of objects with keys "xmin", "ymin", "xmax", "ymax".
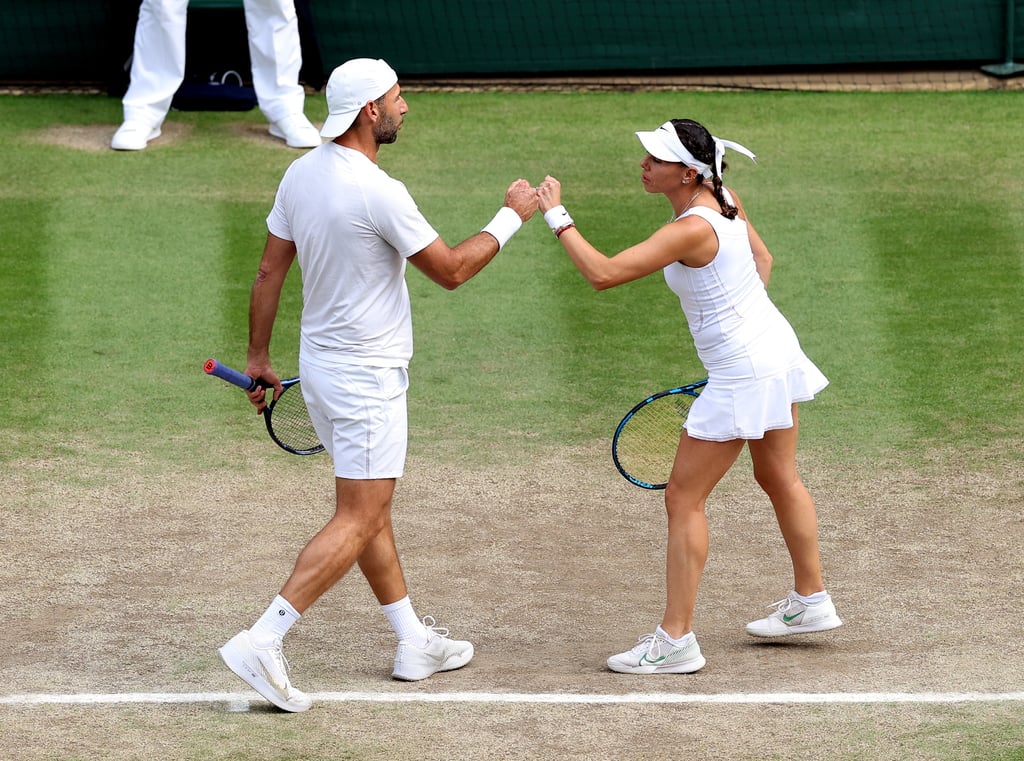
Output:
[
  {"xmin": 794, "ymin": 590, "xmax": 828, "ymax": 605},
  {"xmin": 656, "ymin": 626, "xmax": 695, "ymax": 647},
  {"xmin": 249, "ymin": 594, "xmax": 300, "ymax": 647},
  {"xmin": 382, "ymin": 596, "xmax": 430, "ymax": 646}
]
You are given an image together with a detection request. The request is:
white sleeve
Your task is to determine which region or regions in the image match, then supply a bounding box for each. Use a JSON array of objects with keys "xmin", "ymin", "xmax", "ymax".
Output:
[{"xmin": 266, "ymin": 168, "xmax": 294, "ymax": 241}]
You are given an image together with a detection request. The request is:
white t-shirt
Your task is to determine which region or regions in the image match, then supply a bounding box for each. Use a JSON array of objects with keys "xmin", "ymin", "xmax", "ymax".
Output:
[{"xmin": 267, "ymin": 143, "xmax": 439, "ymax": 366}]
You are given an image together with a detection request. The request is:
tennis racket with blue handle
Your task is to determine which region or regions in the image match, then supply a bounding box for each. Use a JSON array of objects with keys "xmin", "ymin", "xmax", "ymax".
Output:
[
  {"xmin": 203, "ymin": 358, "xmax": 324, "ymax": 456},
  {"xmin": 611, "ymin": 378, "xmax": 708, "ymax": 489}
]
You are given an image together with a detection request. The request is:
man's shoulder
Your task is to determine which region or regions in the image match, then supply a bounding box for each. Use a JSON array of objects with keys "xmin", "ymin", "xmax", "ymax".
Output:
[
  {"xmin": 280, "ymin": 145, "xmax": 414, "ymax": 208},
  {"xmin": 358, "ymin": 162, "xmax": 413, "ymax": 202}
]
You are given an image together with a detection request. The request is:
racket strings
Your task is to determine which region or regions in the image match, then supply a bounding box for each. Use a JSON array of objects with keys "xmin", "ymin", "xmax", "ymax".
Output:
[
  {"xmin": 267, "ymin": 386, "xmax": 322, "ymax": 454},
  {"xmin": 614, "ymin": 393, "xmax": 696, "ymax": 487}
]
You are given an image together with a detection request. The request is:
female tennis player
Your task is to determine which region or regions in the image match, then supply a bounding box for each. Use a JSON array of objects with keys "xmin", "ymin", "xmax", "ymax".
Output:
[{"xmin": 538, "ymin": 118, "xmax": 842, "ymax": 674}]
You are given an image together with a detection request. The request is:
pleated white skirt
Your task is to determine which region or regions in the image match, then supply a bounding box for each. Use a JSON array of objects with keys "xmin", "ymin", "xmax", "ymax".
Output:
[{"xmin": 684, "ymin": 359, "xmax": 828, "ymax": 442}]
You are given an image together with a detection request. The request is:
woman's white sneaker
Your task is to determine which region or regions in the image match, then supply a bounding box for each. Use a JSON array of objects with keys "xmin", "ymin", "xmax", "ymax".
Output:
[
  {"xmin": 607, "ymin": 631, "xmax": 706, "ymax": 674},
  {"xmin": 745, "ymin": 592, "xmax": 843, "ymax": 638}
]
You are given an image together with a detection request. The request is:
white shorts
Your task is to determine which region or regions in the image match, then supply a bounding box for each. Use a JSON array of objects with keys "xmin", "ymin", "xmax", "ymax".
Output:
[{"xmin": 298, "ymin": 356, "xmax": 409, "ymax": 479}]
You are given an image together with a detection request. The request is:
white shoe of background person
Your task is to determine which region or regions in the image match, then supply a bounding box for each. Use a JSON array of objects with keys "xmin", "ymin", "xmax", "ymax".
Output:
[
  {"xmin": 745, "ymin": 591, "xmax": 844, "ymax": 637},
  {"xmin": 111, "ymin": 121, "xmax": 161, "ymax": 151},
  {"xmin": 268, "ymin": 113, "xmax": 321, "ymax": 148},
  {"xmin": 391, "ymin": 616, "xmax": 475, "ymax": 681}
]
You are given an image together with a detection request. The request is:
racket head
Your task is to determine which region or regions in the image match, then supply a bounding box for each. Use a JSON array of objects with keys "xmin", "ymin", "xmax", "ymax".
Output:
[
  {"xmin": 611, "ymin": 379, "xmax": 708, "ymax": 490},
  {"xmin": 263, "ymin": 378, "xmax": 325, "ymax": 456}
]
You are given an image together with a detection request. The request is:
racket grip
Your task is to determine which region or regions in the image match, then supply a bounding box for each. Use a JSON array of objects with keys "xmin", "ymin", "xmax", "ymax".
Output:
[{"xmin": 204, "ymin": 358, "xmax": 258, "ymax": 392}]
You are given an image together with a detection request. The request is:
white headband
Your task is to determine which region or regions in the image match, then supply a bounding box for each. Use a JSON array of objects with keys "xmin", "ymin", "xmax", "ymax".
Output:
[{"xmin": 636, "ymin": 121, "xmax": 756, "ymax": 178}]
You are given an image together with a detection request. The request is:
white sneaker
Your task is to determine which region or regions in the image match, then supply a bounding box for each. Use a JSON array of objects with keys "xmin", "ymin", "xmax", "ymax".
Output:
[
  {"xmin": 607, "ymin": 631, "xmax": 706, "ymax": 674},
  {"xmin": 218, "ymin": 630, "xmax": 312, "ymax": 712},
  {"xmin": 268, "ymin": 113, "xmax": 321, "ymax": 148},
  {"xmin": 745, "ymin": 592, "xmax": 844, "ymax": 638},
  {"xmin": 111, "ymin": 121, "xmax": 161, "ymax": 151},
  {"xmin": 392, "ymin": 616, "xmax": 474, "ymax": 681}
]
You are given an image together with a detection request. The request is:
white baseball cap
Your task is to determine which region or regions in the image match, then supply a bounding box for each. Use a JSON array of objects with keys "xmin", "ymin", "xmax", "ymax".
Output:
[{"xmin": 320, "ymin": 58, "xmax": 399, "ymax": 139}]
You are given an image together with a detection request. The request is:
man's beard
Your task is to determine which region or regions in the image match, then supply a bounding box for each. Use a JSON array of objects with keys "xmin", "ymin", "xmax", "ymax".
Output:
[{"xmin": 374, "ymin": 114, "xmax": 400, "ymax": 145}]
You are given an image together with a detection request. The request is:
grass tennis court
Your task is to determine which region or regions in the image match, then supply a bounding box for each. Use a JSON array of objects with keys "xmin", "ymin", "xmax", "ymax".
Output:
[{"xmin": 1, "ymin": 89, "xmax": 1022, "ymax": 760}]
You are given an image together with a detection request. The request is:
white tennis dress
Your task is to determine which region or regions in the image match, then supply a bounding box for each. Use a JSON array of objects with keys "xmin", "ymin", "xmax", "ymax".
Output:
[{"xmin": 663, "ymin": 204, "xmax": 828, "ymax": 441}]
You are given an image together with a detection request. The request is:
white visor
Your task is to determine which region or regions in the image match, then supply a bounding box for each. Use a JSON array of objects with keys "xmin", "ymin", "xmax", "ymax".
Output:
[{"xmin": 635, "ymin": 121, "xmax": 756, "ymax": 178}]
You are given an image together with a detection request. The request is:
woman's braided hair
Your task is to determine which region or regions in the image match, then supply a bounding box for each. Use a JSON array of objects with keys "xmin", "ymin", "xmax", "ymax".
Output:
[{"xmin": 671, "ymin": 119, "xmax": 739, "ymax": 220}]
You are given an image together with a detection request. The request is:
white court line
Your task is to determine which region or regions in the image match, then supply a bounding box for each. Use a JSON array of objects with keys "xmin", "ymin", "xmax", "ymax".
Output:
[{"xmin": 2, "ymin": 691, "xmax": 1024, "ymax": 707}]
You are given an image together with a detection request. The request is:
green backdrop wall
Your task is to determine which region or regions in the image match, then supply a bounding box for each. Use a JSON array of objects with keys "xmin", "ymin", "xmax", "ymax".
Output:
[{"xmin": 0, "ymin": 0, "xmax": 1020, "ymax": 85}]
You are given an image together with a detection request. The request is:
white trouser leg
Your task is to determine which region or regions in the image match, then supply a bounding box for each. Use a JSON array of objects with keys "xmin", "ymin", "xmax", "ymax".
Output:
[
  {"xmin": 121, "ymin": 0, "xmax": 188, "ymax": 127},
  {"xmin": 243, "ymin": 0, "xmax": 305, "ymax": 123}
]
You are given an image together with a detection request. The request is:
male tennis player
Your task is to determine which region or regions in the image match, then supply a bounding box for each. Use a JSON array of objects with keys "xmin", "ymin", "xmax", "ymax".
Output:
[{"xmin": 218, "ymin": 57, "xmax": 537, "ymax": 711}]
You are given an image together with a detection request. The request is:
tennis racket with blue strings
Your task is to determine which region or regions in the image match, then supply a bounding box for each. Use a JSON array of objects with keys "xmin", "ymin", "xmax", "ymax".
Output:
[{"xmin": 611, "ymin": 378, "xmax": 708, "ymax": 490}]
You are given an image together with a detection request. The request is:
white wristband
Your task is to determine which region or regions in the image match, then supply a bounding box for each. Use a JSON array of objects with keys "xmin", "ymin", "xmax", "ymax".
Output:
[
  {"xmin": 481, "ymin": 206, "xmax": 523, "ymax": 250},
  {"xmin": 543, "ymin": 205, "xmax": 574, "ymax": 233}
]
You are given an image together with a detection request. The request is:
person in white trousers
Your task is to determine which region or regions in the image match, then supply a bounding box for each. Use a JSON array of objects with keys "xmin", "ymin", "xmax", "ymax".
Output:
[{"xmin": 112, "ymin": 0, "xmax": 321, "ymax": 150}]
